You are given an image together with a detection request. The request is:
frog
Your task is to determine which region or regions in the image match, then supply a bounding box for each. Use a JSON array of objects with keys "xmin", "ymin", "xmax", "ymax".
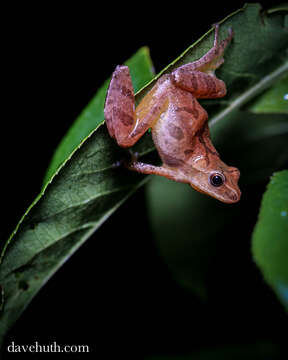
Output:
[{"xmin": 104, "ymin": 24, "xmax": 241, "ymax": 204}]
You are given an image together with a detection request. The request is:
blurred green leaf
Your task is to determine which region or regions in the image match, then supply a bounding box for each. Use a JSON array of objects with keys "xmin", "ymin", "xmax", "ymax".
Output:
[
  {"xmin": 248, "ymin": 74, "xmax": 288, "ymax": 114},
  {"xmin": 147, "ymin": 109, "xmax": 287, "ymax": 296},
  {"xmin": 147, "ymin": 176, "xmax": 238, "ymax": 298},
  {"xmin": 252, "ymin": 170, "xmax": 288, "ymax": 311},
  {"xmin": 0, "ymin": 3, "xmax": 287, "ymax": 345},
  {"xmin": 147, "ymin": 5, "xmax": 288, "ymax": 296}
]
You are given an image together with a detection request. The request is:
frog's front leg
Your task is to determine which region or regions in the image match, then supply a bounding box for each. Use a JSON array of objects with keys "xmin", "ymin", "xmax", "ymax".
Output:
[
  {"xmin": 127, "ymin": 160, "xmax": 189, "ymax": 184},
  {"xmin": 104, "ymin": 65, "xmax": 167, "ymax": 148}
]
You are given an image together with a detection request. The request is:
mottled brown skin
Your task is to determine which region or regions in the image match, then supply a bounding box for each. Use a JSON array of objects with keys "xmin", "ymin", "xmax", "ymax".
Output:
[{"xmin": 104, "ymin": 25, "xmax": 241, "ymax": 203}]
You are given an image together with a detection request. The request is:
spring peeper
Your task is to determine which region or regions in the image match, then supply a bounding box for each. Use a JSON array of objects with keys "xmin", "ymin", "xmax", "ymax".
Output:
[{"xmin": 104, "ymin": 24, "xmax": 241, "ymax": 203}]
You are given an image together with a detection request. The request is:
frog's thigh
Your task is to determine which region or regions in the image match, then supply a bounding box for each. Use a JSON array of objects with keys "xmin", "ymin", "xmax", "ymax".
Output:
[
  {"xmin": 104, "ymin": 65, "xmax": 136, "ymax": 147},
  {"xmin": 171, "ymin": 69, "xmax": 226, "ymax": 99}
]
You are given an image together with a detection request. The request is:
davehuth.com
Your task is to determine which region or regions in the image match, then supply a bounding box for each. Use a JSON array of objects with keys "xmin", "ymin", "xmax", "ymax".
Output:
[{"xmin": 7, "ymin": 341, "xmax": 90, "ymax": 353}]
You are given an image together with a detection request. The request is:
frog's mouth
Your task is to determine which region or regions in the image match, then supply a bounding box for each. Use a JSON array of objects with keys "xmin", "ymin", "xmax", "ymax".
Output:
[{"xmin": 190, "ymin": 182, "xmax": 241, "ymax": 204}]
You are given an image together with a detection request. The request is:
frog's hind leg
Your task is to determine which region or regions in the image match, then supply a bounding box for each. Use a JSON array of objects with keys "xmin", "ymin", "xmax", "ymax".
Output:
[
  {"xmin": 171, "ymin": 68, "xmax": 227, "ymax": 99},
  {"xmin": 171, "ymin": 24, "xmax": 233, "ymax": 99},
  {"xmin": 171, "ymin": 25, "xmax": 233, "ymax": 99},
  {"xmin": 104, "ymin": 65, "xmax": 137, "ymax": 147},
  {"xmin": 105, "ymin": 65, "xmax": 167, "ymax": 148}
]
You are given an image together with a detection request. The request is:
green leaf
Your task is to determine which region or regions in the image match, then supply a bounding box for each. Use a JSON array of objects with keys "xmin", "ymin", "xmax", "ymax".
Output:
[
  {"xmin": 0, "ymin": 3, "xmax": 287, "ymax": 344},
  {"xmin": 252, "ymin": 170, "xmax": 288, "ymax": 311},
  {"xmin": 43, "ymin": 46, "xmax": 155, "ymax": 185},
  {"xmin": 0, "ymin": 48, "xmax": 155, "ymax": 343}
]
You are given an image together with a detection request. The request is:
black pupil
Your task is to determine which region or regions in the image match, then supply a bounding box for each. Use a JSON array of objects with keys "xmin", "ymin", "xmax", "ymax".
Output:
[{"xmin": 211, "ymin": 174, "xmax": 223, "ymax": 187}]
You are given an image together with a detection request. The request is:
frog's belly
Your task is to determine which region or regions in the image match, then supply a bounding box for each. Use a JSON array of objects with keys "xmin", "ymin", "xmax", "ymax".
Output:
[{"xmin": 151, "ymin": 109, "xmax": 192, "ymax": 166}]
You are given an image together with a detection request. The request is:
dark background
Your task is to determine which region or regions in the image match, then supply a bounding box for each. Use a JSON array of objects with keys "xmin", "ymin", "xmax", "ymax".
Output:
[{"xmin": 1, "ymin": 1, "xmax": 286, "ymax": 358}]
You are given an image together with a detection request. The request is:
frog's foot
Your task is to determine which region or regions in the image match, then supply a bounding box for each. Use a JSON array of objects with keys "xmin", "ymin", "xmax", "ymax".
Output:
[
  {"xmin": 212, "ymin": 23, "xmax": 233, "ymax": 46},
  {"xmin": 197, "ymin": 24, "xmax": 234, "ymax": 74},
  {"xmin": 213, "ymin": 23, "xmax": 233, "ymax": 60},
  {"xmin": 212, "ymin": 24, "xmax": 233, "ymax": 70}
]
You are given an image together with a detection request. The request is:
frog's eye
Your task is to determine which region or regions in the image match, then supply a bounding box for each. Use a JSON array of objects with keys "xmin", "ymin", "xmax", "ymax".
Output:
[{"xmin": 210, "ymin": 173, "xmax": 225, "ymax": 187}]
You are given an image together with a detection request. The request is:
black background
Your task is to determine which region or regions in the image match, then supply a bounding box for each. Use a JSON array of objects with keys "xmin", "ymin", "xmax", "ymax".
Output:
[{"xmin": 1, "ymin": 1, "xmax": 286, "ymax": 358}]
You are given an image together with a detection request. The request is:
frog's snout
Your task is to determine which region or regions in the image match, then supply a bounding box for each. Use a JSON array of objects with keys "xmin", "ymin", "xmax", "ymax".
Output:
[
  {"xmin": 227, "ymin": 167, "xmax": 241, "ymax": 203},
  {"xmin": 227, "ymin": 188, "xmax": 241, "ymax": 203}
]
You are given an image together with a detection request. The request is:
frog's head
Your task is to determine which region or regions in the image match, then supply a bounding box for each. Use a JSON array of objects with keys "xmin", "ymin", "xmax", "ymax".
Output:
[{"xmin": 189, "ymin": 157, "xmax": 241, "ymax": 204}]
